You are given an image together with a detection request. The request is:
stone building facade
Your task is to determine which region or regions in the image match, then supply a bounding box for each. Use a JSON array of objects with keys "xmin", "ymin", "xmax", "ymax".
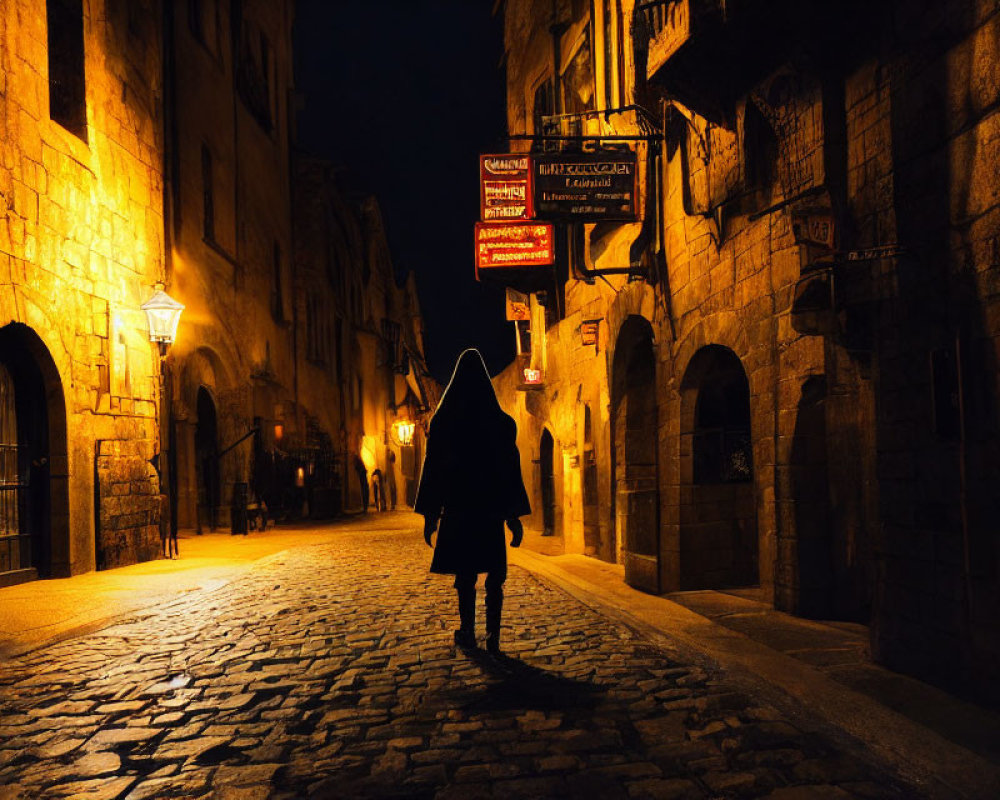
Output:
[
  {"xmin": 497, "ymin": 0, "xmax": 1000, "ymax": 699},
  {"xmin": 0, "ymin": 0, "xmax": 166, "ymax": 583},
  {"xmin": 161, "ymin": 0, "xmax": 300, "ymax": 533},
  {"xmin": 293, "ymin": 158, "xmax": 436, "ymax": 516},
  {"xmin": 163, "ymin": 0, "xmax": 436, "ymax": 530},
  {"xmin": 0, "ymin": 0, "xmax": 436, "ymax": 586}
]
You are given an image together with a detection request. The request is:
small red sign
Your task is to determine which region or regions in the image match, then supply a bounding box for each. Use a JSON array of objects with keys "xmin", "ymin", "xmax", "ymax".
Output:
[
  {"xmin": 475, "ymin": 222, "xmax": 555, "ymax": 273},
  {"xmin": 480, "ymin": 155, "xmax": 534, "ymax": 221}
]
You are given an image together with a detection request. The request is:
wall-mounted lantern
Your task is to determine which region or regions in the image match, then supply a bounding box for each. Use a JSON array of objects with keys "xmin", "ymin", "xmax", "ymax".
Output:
[
  {"xmin": 390, "ymin": 419, "xmax": 416, "ymax": 447},
  {"xmin": 141, "ymin": 289, "xmax": 185, "ymax": 356}
]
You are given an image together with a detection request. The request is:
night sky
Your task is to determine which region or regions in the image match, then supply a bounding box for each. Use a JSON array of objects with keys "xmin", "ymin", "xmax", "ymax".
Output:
[{"xmin": 293, "ymin": 1, "xmax": 512, "ymax": 383}]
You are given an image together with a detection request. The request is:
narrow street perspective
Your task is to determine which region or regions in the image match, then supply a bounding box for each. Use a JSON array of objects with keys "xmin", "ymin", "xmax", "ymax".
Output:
[
  {"xmin": 0, "ymin": 515, "xmax": 934, "ymax": 799},
  {"xmin": 3, "ymin": 0, "xmax": 1000, "ymax": 797}
]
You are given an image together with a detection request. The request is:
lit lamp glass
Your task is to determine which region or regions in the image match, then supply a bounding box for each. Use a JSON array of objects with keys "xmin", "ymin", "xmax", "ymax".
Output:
[
  {"xmin": 391, "ymin": 419, "xmax": 415, "ymax": 447},
  {"xmin": 141, "ymin": 290, "xmax": 185, "ymax": 353}
]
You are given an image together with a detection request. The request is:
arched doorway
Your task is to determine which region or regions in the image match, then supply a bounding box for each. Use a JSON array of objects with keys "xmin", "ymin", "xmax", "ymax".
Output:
[
  {"xmin": 539, "ymin": 429, "xmax": 555, "ymax": 536},
  {"xmin": 679, "ymin": 345, "xmax": 758, "ymax": 589},
  {"xmin": 195, "ymin": 387, "xmax": 220, "ymax": 532},
  {"xmin": 612, "ymin": 316, "xmax": 659, "ymax": 592},
  {"xmin": 0, "ymin": 323, "xmax": 69, "ymax": 583}
]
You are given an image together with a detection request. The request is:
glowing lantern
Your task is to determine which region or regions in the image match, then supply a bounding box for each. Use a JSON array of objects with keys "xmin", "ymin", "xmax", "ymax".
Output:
[
  {"xmin": 523, "ymin": 367, "xmax": 543, "ymax": 385},
  {"xmin": 390, "ymin": 419, "xmax": 416, "ymax": 447},
  {"xmin": 141, "ymin": 290, "xmax": 184, "ymax": 351}
]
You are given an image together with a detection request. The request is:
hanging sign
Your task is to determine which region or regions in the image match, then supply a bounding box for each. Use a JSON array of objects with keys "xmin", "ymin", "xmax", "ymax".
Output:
[
  {"xmin": 475, "ymin": 222, "xmax": 555, "ymax": 273},
  {"xmin": 505, "ymin": 288, "xmax": 530, "ymax": 321},
  {"xmin": 522, "ymin": 366, "xmax": 544, "ymax": 386},
  {"xmin": 533, "ymin": 151, "xmax": 638, "ymax": 221},
  {"xmin": 792, "ymin": 212, "xmax": 836, "ymax": 249},
  {"xmin": 480, "ymin": 154, "xmax": 534, "ymax": 221},
  {"xmin": 580, "ymin": 319, "xmax": 601, "ymax": 346}
]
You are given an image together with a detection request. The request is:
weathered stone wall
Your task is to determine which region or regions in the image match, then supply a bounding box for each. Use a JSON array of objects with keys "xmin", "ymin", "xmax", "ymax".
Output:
[
  {"xmin": 501, "ymin": 0, "xmax": 1000, "ymax": 699},
  {"xmin": 166, "ymin": 0, "xmax": 297, "ymax": 527},
  {"xmin": 0, "ymin": 0, "xmax": 165, "ymax": 574},
  {"xmin": 95, "ymin": 437, "xmax": 160, "ymax": 569},
  {"xmin": 862, "ymin": 0, "xmax": 1000, "ymax": 699}
]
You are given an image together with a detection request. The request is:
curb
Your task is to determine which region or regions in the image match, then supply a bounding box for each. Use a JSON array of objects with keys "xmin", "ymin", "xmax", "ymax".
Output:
[{"xmin": 510, "ymin": 547, "xmax": 1000, "ymax": 800}]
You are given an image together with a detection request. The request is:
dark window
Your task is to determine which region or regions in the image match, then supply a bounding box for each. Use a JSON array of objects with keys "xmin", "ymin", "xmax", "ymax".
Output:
[
  {"xmin": 47, "ymin": 0, "xmax": 87, "ymax": 140},
  {"xmin": 744, "ymin": 100, "xmax": 778, "ymax": 192},
  {"xmin": 201, "ymin": 144, "xmax": 214, "ymax": 241},
  {"xmin": 562, "ymin": 27, "xmax": 595, "ymax": 125},
  {"xmin": 693, "ymin": 357, "xmax": 752, "ymax": 484},
  {"xmin": 236, "ymin": 18, "xmax": 273, "ymax": 131},
  {"xmin": 271, "ymin": 242, "xmax": 284, "ymax": 322},
  {"xmin": 603, "ymin": 0, "xmax": 617, "ymax": 110},
  {"xmin": 532, "ymin": 79, "xmax": 555, "ymax": 152}
]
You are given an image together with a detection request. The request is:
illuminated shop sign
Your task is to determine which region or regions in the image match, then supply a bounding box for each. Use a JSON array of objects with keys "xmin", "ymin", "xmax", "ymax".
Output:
[
  {"xmin": 522, "ymin": 367, "xmax": 544, "ymax": 385},
  {"xmin": 480, "ymin": 154, "xmax": 534, "ymax": 221},
  {"xmin": 580, "ymin": 319, "xmax": 600, "ymax": 346},
  {"xmin": 475, "ymin": 222, "xmax": 555, "ymax": 274},
  {"xmin": 533, "ymin": 151, "xmax": 638, "ymax": 221}
]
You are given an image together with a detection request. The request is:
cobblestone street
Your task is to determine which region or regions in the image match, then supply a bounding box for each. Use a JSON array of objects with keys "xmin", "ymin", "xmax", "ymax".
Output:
[{"xmin": 0, "ymin": 519, "xmax": 917, "ymax": 799}]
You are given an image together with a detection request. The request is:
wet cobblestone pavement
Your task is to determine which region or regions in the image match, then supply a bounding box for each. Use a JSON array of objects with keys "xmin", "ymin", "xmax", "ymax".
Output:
[{"xmin": 0, "ymin": 522, "xmax": 916, "ymax": 799}]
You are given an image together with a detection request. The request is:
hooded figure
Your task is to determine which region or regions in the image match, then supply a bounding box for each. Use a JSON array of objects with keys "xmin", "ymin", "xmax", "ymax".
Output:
[{"xmin": 415, "ymin": 348, "xmax": 530, "ymax": 654}]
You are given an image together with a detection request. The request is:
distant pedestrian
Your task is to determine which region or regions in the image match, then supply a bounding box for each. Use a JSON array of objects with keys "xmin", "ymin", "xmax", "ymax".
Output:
[
  {"xmin": 353, "ymin": 453, "xmax": 369, "ymax": 512},
  {"xmin": 415, "ymin": 348, "xmax": 530, "ymax": 655},
  {"xmin": 372, "ymin": 468, "xmax": 385, "ymax": 511},
  {"xmin": 386, "ymin": 451, "xmax": 398, "ymax": 510}
]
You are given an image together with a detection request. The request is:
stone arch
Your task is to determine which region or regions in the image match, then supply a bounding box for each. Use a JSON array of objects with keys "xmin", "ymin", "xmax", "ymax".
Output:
[
  {"xmin": 172, "ymin": 347, "xmax": 232, "ymax": 531},
  {"xmin": 605, "ymin": 282, "xmax": 658, "ymax": 375},
  {"xmin": 611, "ymin": 315, "xmax": 660, "ymax": 592},
  {"xmin": 678, "ymin": 345, "xmax": 758, "ymax": 590},
  {"xmin": 0, "ymin": 322, "xmax": 71, "ymax": 581}
]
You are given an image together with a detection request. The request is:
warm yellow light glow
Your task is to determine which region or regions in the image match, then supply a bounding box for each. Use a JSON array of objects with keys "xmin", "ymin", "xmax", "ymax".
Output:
[
  {"xmin": 141, "ymin": 290, "xmax": 185, "ymax": 345},
  {"xmin": 295, "ymin": 467, "xmax": 305, "ymax": 487},
  {"xmin": 391, "ymin": 419, "xmax": 416, "ymax": 447},
  {"xmin": 274, "ymin": 423, "xmax": 284, "ymax": 441},
  {"xmin": 523, "ymin": 367, "xmax": 543, "ymax": 384},
  {"xmin": 360, "ymin": 436, "xmax": 378, "ymax": 472}
]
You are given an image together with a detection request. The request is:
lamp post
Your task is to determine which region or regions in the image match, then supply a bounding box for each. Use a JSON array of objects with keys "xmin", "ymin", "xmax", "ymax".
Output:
[{"xmin": 142, "ymin": 289, "xmax": 184, "ymax": 554}]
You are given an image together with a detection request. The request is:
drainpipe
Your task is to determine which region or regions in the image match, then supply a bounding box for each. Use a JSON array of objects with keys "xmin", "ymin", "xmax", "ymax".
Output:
[{"xmin": 161, "ymin": 0, "xmax": 177, "ymax": 537}]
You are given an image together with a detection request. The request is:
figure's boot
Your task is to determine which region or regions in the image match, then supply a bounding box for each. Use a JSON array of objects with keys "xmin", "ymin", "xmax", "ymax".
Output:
[
  {"xmin": 454, "ymin": 583, "xmax": 476, "ymax": 649},
  {"xmin": 485, "ymin": 580, "xmax": 503, "ymax": 656}
]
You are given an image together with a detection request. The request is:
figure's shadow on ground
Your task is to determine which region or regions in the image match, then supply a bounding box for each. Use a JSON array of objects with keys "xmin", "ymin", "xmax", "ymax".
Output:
[{"xmin": 452, "ymin": 647, "xmax": 606, "ymax": 713}]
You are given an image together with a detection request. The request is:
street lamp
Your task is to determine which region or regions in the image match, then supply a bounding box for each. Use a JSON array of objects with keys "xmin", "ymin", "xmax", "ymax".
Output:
[
  {"xmin": 142, "ymin": 288, "xmax": 183, "ymax": 558},
  {"xmin": 141, "ymin": 289, "xmax": 185, "ymax": 356},
  {"xmin": 390, "ymin": 419, "xmax": 415, "ymax": 447}
]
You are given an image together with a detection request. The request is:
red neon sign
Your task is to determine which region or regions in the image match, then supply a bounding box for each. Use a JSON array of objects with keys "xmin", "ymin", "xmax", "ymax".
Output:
[
  {"xmin": 480, "ymin": 154, "xmax": 534, "ymax": 221},
  {"xmin": 475, "ymin": 222, "xmax": 555, "ymax": 273}
]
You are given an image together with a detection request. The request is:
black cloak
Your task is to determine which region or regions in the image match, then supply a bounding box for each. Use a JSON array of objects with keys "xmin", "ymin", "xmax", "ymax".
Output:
[{"xmin": 414, "ymin": 349, "xmax": 531, "ymax": 575}]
